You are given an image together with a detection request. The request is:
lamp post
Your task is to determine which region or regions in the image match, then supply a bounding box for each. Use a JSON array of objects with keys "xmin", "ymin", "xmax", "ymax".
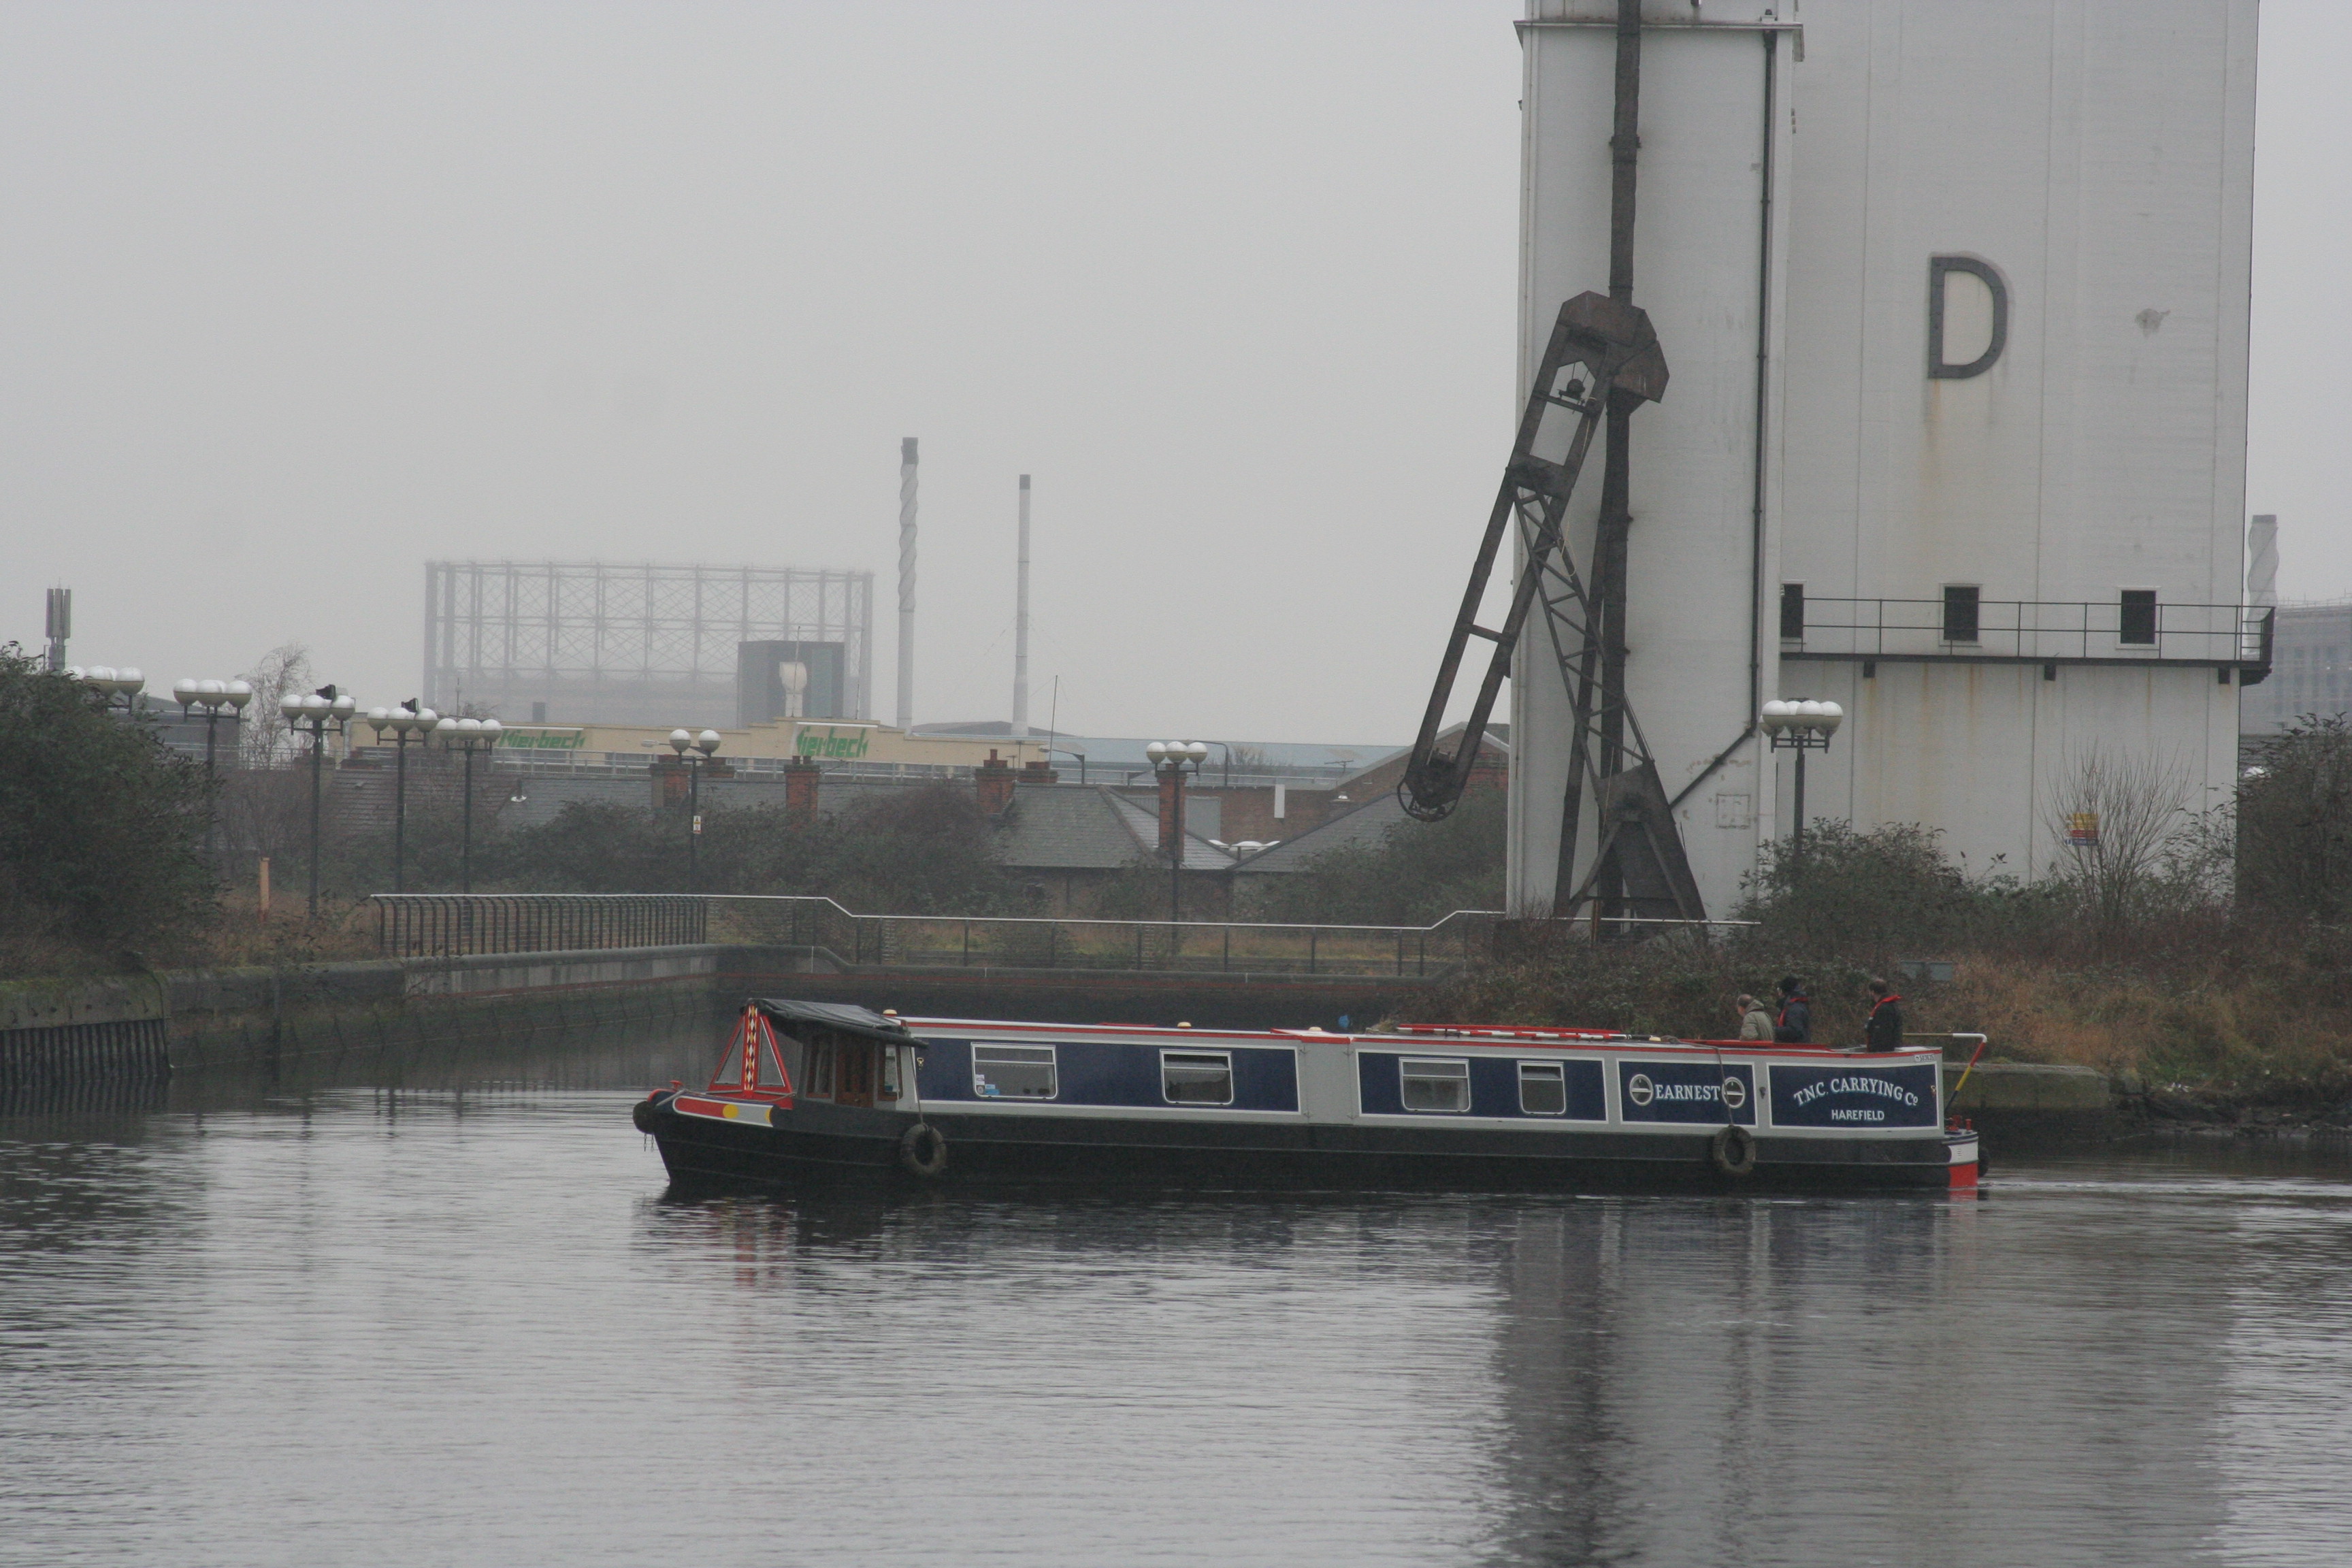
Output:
[
  {"xmin": 72, "ymin": 665, "xmax": 146, "ymax": 712},
  {"xmin": 1761, "ymin": 700, "xmax": 1844, "ymax": 868},
  {"xmin": 278, "ymin": 685, "xmax": 358, "ymax": 917},
  {"xmin": 1146, "ymin": 740, "xmax": 1210, "ymax": 922},
  {"xmin": 172, "ymin": 677, "xmax": 253, "ymax": 860},
  {"xmin": 434, "ymin": 716, "xmax": 502, "ymax": 892},
  {"xmin": 668, "ymin": 728, "xmax": 722, "ymax": 891},
  {"xmin": 367, "ymin": 700, "xmax": 437, "ymax": 893}
]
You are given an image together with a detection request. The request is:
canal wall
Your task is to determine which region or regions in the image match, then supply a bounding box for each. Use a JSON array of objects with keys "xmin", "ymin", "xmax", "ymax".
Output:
[
  {"xmin": 1, "ymin": 975, "xmax": 174, "ymax": 1094},
  {"xmin": 40, "ymin": 945, "xmax": 1417, "ymax": 1077},
  {"xmin": 8, "ymin": 955, "xmax": 2126, "ymax": 1145}
]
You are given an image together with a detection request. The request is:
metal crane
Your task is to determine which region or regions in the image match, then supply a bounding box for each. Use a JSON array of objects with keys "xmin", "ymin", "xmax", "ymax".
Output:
[
  {"xmin": 1397, "ymin": 0, "xmax": 1705, "ymax": 929},
  {"xmin": 1395, "ymin": 289, "xmax": 1705, "ymax": 925}
]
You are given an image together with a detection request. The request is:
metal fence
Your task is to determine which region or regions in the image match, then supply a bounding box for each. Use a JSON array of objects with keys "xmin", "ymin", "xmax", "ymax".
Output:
[
  {"xmin": 370, "ymin": 893, "xmax": 1506, "ymax": 976},
  {"xmin": 376, "ymin": 894, "xmax": 709, "ymax": 958}
]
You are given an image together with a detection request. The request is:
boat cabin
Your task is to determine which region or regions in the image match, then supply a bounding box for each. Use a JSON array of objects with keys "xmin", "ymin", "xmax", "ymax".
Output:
[{"xmin": 708, "ymin": 1000, "xmax": 914, "ymax": 1110}]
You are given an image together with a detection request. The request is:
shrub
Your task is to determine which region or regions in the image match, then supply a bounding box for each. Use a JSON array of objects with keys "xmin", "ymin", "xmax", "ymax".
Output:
[
  {"xmin": 1734, "ymin": 820, "xmax": 2008, "ymax": 957},
  {"xmin": 2238, "ymin": 715, "xmax": 2352, "ymax": 924},
  {"xmin": 0, "ymin": 647, "xmax": 214, "ymax": 963}
]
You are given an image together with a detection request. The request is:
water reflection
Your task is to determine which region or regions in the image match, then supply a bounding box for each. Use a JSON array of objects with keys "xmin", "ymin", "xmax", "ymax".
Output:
[{"xmin": 2, "ymin": 1038, "xmax": 2349, "ymax": 1567}]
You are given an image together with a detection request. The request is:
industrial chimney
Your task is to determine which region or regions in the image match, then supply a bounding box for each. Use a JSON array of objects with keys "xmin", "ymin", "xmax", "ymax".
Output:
[
  {"xmin": 1013, "ymin": 475, "xmax": 1031, "ymax": 736},
  {"xmin": 897, "ymin": 438, "xmax": 917, "ymax": 730}
]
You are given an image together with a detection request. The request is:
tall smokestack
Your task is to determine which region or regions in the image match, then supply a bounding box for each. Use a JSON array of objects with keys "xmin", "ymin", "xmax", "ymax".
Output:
[
  {"xmin": 897, "ymin": 437, "xmax": 917, "ymax": 730},
  {"xmin": 2247, "ymin": 513, "xmax": 2278, "ymax": 608},
  {"xmin": 1013, "ymin": 474, "xmax": 1031, "ymax": 736}
]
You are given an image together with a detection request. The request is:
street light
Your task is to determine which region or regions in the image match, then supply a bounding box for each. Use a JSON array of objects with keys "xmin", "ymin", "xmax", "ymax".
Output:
[
  {"xmin": 367, "ymin": 701, "xmax": 437, "ymax": 893},
  {"xmin": 1146, "ymin": 740, "xmax": 1211, "ymax": 922},
  {"xmin": 73, "ymin": 665, "xmax": 146, "ymax": 711},
  {"xmin": 1761, "ymin": 699, "xmax": 1844, "ymax": 868},
  {"xmin": 434, "ymin": 715, "xmax": 502, "ymax": 892},
  {"xmin": 278, "ymin": 685, "xmax": 358, "ymax": 917},
  {"xmin": 668, "ymin": 728, "xmax": 722, "ymax": 892},
  {"xmin": 172, "ymin": 676, "xmax": 253, "ymax": 860}
]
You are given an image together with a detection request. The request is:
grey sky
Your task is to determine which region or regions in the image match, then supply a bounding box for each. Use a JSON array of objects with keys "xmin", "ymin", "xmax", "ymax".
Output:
[{"xmin": 3, "ymin": 3, "xmax": 2341, "ymax": 741}]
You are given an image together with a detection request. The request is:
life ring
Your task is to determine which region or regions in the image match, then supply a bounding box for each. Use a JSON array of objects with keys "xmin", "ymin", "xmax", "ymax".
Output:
[
  {"xmin": 1710, "ymin": 1124, "xmax": 1757, "ymax": 1178},
  {"xmin": 898, "ymin": 1122, "xmax": 949, "ymax": 1178}
]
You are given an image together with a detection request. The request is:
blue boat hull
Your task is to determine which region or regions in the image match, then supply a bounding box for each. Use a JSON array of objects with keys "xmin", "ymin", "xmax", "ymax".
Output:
[{"xmin": 640, "ymin": 1096, "xmax": 1950, "ymax": 1193}]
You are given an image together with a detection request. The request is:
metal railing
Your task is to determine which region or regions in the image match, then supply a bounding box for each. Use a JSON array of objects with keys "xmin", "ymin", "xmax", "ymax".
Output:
[
  {"xmin": 372, "ymin": 892, "xmax": 1505, "ymax": 976},
  {"xmin": 376, "ymin": 894, "xmax": 708, "ymax": 958},
  {"xmin": 1783, "ymin": 597, "xmax": 2272, "ymax": 668}
]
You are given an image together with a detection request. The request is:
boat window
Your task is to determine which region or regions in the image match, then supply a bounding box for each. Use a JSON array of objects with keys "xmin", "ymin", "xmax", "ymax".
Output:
[
  {"xmin": 757, "ymin": 1036, "xmax": 791, "ymax": 1090},
  {"xmin": 806, "ymin": 1038, "xmax": 834, "ymax": 1098},
  {"xmin": 1519, "ymin": 1062, "xmax": 1567, "ymax": 1115},
  {"xmin": 973, "ymin": 1045, "xmax": 1057, "ymax": 1100},
  {"xmin": 1162, "ymin": 1051, "xmax": 1234, "ymax": 1106},
  {"xmin": 877, "ymin": 1045, "xmax": 900, "ymax": 1101},
  {"xmin": 1401, "ymin": 1058, "xmax": 1471, "ymax": 1113}
]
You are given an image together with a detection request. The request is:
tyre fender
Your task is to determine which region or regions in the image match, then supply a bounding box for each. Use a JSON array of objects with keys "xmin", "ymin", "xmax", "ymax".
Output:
[
  {"xmin": 632, "ymin": 1090, "xmax": 677, "ymax": 1134},
  {"xmin": 898, "ymin": 1122, "xmax": 949, "ymax": 1178},
  {"xmin": 1710, "ymin": 1124, "xmax": 1757, "ymax": 1178}
]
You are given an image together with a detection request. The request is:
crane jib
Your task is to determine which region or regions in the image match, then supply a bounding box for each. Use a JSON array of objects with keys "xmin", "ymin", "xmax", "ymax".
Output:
[{"xmin": 1399, "ymin": 291, "xmax": 1663, "ymax": 825}]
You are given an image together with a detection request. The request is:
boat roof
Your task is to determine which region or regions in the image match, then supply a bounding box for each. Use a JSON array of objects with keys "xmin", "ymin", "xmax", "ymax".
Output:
[
  {"xmin": 890, "ymin": 1013, "xmax": 1943, "ymax": 1058},
  {"xmin": 751, "ymin": 998, "xmax": 913, "ymax": 1045}
]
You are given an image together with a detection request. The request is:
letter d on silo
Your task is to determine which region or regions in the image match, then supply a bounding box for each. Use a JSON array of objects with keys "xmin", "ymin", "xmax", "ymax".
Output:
[{"xmin": 1928, "ymin": 256, "xmax": 2009, "ymax": 379}]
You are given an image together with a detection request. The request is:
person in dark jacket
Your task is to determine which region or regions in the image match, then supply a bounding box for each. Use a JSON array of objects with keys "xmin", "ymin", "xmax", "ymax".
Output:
[
  {"xmin": 1863, "ymin": 978, "xmax": 1904, "ymax": 1052},
  {"xmin": 1773, "ymin": 977, "xmax": 1811, "ymax": 1044}
]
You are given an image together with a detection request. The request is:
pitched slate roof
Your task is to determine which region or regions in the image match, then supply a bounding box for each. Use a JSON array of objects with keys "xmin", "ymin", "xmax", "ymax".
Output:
[
  {"xmin": 1102, "ymin": 790, "xmax": 1235, "ymax": 871},
  {"xmin": 1229, "ymin": 791, "xmax": 1409, "ymax": 876},
  {"xmin": 996, "ymin": 785, "xmax": 1233, "ymax": 872}
]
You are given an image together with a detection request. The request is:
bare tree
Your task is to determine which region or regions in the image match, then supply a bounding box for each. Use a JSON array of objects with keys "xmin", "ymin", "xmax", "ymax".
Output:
[
  {"xmin": 239, "ymin": 643, "xmax": 310, "ymax": 766},
  {"xmin": 2042, "ymin": 745, "xmax": 2198, "ymax": 932},
  {"xmin": 215, "ymin": 765, "xmax": 310, "ymax": 866}
]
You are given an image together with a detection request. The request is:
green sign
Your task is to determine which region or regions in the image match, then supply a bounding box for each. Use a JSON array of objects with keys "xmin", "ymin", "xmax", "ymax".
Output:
[
  {"xmin": 796, "ymin": 726, "xmax": 870, "ymax": 760},
  {"xmin": 500, "ymin": 728, "xmax": 587, "ymax": 751}
]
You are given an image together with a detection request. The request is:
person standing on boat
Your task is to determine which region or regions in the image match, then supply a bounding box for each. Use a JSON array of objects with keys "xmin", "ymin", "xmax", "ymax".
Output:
[
  {"xmin": 1736, "ymin": 994, "xmax": 1773, "ymax": 1041},
  {"xmin": 1774, "ymin": 977, "xmax": 1812, "ymax": 1043},
  {"xmin": 1863, "ymin": 979, "xmax": 1904, "ymax": 1053}
]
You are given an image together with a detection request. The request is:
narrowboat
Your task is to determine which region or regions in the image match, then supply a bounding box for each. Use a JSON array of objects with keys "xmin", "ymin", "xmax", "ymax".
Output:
[{"xmin": 633, "ymin": 999, "xmax": 1984, "ymax": 1193}]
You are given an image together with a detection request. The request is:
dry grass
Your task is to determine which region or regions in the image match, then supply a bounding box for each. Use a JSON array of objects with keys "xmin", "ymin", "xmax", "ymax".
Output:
[
  {"xmin": 3, "ymin": 893, "xmax": 380, "ymax": 979},
  {"xmin": 1428, "ymin": 926, "xmax": 2352, "ymax": 1109}
]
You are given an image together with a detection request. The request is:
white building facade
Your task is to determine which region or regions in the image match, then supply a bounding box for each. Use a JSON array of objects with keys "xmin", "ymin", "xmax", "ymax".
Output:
[{"xmin": 1507, "ymin": 0, "xmax": 2259, "ymax": 913}]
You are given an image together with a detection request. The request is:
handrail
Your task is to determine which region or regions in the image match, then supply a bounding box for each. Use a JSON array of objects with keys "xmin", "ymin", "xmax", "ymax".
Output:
[
  {"xmin": 372, "ymin": 891, "xmax": 1503, "ymax": 936},
  {"xmin": 369, "ymin": 892, "xmax": 1516, "ymax": 975},
  {"xmin": 1783, "ymin": 596, "xmax": 2270, "ymax": 666}
]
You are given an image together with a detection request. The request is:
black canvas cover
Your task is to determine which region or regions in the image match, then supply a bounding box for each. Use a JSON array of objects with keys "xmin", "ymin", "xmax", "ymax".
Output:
[{"xmin": 752, "ymin": 998, "xmax": 911, "ymax": 1044}]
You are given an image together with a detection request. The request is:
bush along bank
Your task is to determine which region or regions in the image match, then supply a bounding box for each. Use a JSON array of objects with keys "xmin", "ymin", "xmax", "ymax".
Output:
[
  {"xmin": 1423, "ymin": 938, "xmax": 2352, "ymax": 1137},
  {"xmin": 1416, "ymin": 808, "xmax": 2352, "ymax": 1137}
]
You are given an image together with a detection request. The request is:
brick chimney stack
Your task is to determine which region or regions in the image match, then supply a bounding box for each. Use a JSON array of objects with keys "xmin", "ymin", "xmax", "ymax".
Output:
[
  {"xmin": 783, "ymin": 757, "xmax": 821, "ymax": 821},
  {"xmin": 1019, "ymin": 759, "xmax": 1059, "ymax": 786},
  {"xmin": 975, "ymin": 749, "xmax": 1017, "ymax": 815}
]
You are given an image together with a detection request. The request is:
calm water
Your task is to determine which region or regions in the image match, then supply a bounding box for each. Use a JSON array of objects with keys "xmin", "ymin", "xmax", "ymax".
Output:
[{"xmin": 4, "ymin": 1029, "xmax": 2350, "ymax": 1567}]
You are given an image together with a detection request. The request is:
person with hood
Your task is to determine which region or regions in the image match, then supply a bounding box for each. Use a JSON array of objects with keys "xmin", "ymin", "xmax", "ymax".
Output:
[
  {"xmin": 1736, "ymin": 994, "xmax": 1774, "ymax": 1041},
  {"xmin": 1774, "ymin": 977, "xmax": 1812, "ymax": 1044},
  {"xmin": 1863, "ymin": 977, "xmax": 1904, "ymax": 1052}
]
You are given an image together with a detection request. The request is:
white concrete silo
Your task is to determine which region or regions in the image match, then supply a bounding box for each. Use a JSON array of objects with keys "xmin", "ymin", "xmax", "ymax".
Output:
[{"xmin": 1509, "ymin": 0, "xmax": 2258, "ymax": 913}]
